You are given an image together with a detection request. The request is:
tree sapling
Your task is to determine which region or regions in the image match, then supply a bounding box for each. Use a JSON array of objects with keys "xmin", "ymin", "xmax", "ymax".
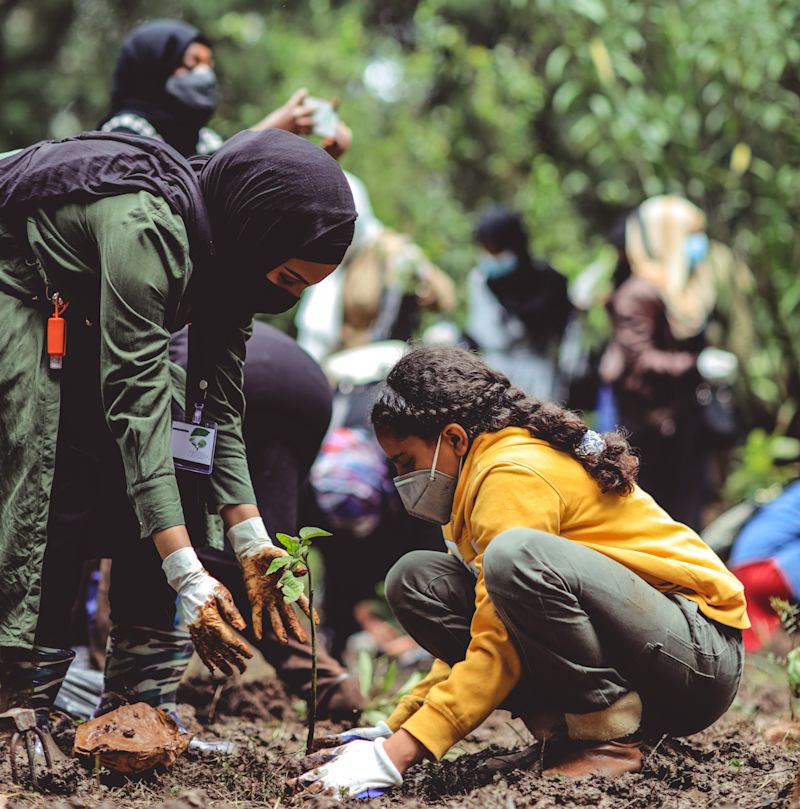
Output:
[{"xmin": 268, "ymin": 526, "xmax": 332, "ymax": 754}]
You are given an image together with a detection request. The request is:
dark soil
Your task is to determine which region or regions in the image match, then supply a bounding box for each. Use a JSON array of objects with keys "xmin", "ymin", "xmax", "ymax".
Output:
[{"xmin": 1, "ymin": 656, "xmax": 796, "ymax": 808}]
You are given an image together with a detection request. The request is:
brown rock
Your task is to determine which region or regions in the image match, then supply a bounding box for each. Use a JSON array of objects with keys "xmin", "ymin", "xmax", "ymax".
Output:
[{"xmin": 73, "ymin": 703, "xmax": 191, "ymax": 773}]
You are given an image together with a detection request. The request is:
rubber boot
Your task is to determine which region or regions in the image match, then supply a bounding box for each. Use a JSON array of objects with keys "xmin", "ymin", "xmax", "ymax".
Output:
[
  {"xmin": 95, "ymin": 625, "xmax": 233, "ymax": 755},
  {"xmin": 0, "ymin": 645, "xmax": 76, "ymax": 763},
  {"xmin": 94, "ymin": 625, "xmax": 193, "ymax": 724}
]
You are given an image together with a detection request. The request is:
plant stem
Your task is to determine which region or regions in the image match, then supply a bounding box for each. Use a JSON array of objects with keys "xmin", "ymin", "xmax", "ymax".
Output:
[{"xmin": 305, "ymin": 552, "xmax": 317, "ymax": 755}]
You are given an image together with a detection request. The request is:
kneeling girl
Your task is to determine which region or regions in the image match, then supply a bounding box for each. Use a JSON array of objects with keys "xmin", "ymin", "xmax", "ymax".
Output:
[{"xmin": 297, "ymin": 346, "xmax": 748, "ymax": 798}]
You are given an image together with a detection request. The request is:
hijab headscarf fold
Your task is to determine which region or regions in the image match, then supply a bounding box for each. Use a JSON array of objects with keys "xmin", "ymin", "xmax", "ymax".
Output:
[
  {"xmin": 625, "ymin": 195, "xmax": 716, "ymax": 340},
  {"xmin": 101, "ymin": 20, "xmax": 211, "ymax": 157},
  {"xmin": 199, "ymin": 129, "xmax": 356, "ymax": 298},
  {"xmin": 0, "ymin": 129, "xmax": 356, "ymax": 315}
]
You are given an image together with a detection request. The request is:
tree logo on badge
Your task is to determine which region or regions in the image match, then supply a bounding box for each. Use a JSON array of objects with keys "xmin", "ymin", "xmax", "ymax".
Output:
[{"xmin": 189, "ymin": 427, "xmax": 210, "ymax": 451}]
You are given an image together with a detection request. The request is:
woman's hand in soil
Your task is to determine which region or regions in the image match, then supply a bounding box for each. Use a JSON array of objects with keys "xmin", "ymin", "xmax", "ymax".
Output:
[
  {"xmin": 161, "ymin": 547, "xmax": 253, "ymax": 675},
  {"xmin": 313, "ymin": 720, "xmax": 393, "ymax": 750},
  {"xmin": 226, "ymin": 516, "xmax": 316, "ymax": 643},
  {"xmin": 292, "ymin": 738, "xmax": 403, "ymax": 800}
]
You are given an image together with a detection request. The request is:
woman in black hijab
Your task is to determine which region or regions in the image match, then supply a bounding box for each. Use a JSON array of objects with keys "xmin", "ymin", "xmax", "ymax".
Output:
[
  {"xmin": 0, "ymin": 129, "xmax": 355, "ymax": 748},
  {"xmin": 466, "ymin": 205, "xmax": 572, "ymax": 399},
  {"xmin": 99, "ymin": 19, "xmax": 350, "ymax": 158},
  {"xmin": 93, "ymin": 19, "xmax": 361, "ymax": 721}
]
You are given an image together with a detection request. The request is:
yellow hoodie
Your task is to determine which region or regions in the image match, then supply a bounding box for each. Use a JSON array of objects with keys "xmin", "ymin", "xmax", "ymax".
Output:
[{"xmin": 387, "ymin": 427, "xmax": 748, "ymax": 759}]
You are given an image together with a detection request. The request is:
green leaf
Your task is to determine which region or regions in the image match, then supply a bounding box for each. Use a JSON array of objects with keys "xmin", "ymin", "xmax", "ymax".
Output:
[
  {"xmin": 299, "ymin": 526, "xmax": 333, "ymax": 540},
  {"xmin": 771, "ymin": 437, "xmax": 800, "ymax": 462},
  {"xmin": 275, "ymin": 532, "xmax": 301, "ymax": 555},
  {"xmin": 266, "ymin": 555, "xmax": 293, "ymax": 576},
  {"xmin": 382, "ymin": 659, "xmax": 398, "ymax": 695},
  {"xmin": 357, "ymin": 648, "xmax": 374, "ymax": 697},
  {"xmin": 787, "ymin": 648, "xmax": 800, "ymax": 698},
  {"xmin": 279, "ymin": 571, "xmax": 305, "ymax": 603}
]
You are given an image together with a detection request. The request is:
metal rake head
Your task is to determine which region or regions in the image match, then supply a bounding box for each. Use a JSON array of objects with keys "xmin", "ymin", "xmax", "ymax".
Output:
[{"xmin": 0, "ymin": 707, "xmax": 53, "ymax": 787}]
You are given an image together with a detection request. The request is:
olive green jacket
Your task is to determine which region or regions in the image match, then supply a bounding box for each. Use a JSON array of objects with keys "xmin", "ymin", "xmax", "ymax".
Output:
[{"xmin": 0, "ymin": 192, "xmax": 255, "ymax": 648}]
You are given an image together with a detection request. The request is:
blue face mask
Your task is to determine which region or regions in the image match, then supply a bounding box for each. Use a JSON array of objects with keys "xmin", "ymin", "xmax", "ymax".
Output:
[
  {"xmin": 478, "ymin": 251, "xmax": 517, "ymax": 279},
  {"xmin": 686, "ymin": 233, "xmax": 709, "ymax": 272}
]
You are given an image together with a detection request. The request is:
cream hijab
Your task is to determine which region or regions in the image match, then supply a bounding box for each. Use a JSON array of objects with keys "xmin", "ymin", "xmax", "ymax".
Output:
[{"xmin": 625, "ymin": 196, "xmax": 716, "ymax": 340}]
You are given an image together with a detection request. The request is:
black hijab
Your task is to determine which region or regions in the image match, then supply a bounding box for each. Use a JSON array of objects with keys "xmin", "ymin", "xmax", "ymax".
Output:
[
  {"xmin": 197, "ymin": 129, "xmax": 356, "ymax": 311},
  {"xmin": 0, "ymin": 129, "xmax": 355, "ymax": 315},
  {"xmin": 475, "ymin": 204, "xmax": 530, "ymax": 259},
  {"xmin": 474, "ymin": 204, "xmax": 572, "ymax": 346},
  {"xmin": 101, "ymin": 20, "xmax": 211, "ymax": 157}
]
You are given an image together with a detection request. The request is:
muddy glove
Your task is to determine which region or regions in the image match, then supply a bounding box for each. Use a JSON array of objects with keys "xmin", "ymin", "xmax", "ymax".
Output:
[
  {"xmin": 314, "ymin": 721, "xmax": 393, "ymax": 750},
  {"xmin": 227, "ymin": 517, "xmax": 314, "ymax": 644},
  {"xmin": 294, "ymin": 738, "xmax": 402, "ymax": 800},
  {"xmin": 162, "ymin": 547, "xmax": 253, "ymax": 675}
]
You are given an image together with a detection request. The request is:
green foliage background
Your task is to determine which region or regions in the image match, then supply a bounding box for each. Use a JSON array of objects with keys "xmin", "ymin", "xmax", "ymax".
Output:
[{"xmin": 2, "ymin": 0, "xmax": 800, "ymax": 488}]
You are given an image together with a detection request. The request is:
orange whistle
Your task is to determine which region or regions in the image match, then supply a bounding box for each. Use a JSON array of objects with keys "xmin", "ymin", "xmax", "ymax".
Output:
[{"xmin": 48, "ymin": 294, "xmax": 68, "ymax": 369}]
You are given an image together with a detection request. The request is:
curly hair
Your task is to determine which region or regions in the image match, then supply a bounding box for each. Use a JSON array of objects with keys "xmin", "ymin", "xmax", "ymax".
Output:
[{"xmin": 371, "ymin": 346, "xmax": 638, "ymax": 496}]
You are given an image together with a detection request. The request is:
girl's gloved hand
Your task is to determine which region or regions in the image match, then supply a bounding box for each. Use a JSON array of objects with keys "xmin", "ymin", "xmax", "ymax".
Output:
[
  {"xmin": 313, "ymin": 721, "xmax": 393, "ymax": 750},
  {"xmin": 227, "ymin": 517, "xmax": 316, "ymax": 644},
  {"xmin": 293, "ymin": 738, "xmax": 403, "ymax": 800},
  {"xmin": 162, "ymin": 547, "xmax": 253, "ymax": 675}
]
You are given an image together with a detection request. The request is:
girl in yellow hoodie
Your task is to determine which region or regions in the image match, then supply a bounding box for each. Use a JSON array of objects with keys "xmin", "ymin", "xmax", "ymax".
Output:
[{"xmin": 296, "ymin": 346, "xmax": 747, "ymax": 800}]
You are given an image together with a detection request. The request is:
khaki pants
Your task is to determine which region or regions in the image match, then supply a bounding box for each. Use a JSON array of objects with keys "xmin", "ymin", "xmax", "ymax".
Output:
[{"xmin": 386, "ymin": 529, "xmax": 743, "ymax": 736}]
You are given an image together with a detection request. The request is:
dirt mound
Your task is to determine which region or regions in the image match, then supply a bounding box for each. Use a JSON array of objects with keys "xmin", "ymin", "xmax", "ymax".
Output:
[
  {"xmin": 178, "ymin": 675, "xmax": 293, "ymax": 723},
  {"xmin": 397, "ymin": 717, "xmax": 797, "ymax": 809},
  {"xmin": 2, "ymin": 657, "xmax": 798, "ymax": 808}
]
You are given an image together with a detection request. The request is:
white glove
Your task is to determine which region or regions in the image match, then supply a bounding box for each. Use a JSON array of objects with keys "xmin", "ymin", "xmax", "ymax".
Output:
[
  {"xmin": 162, "ymin": 547, "xmax": 252, "ymax": 674},
  {"xmin": 296, "ymin": 738, "xmax": 403, "ymax": 800},
  {"xmin": 226, "ymin": 516, "xmax": 274, "ymax": 559},
  {"xmin": 316, "ymin": 721, "xmax": 393, "ymax": 749},
  {"xmin": 697, "ymin": 347, "xmax": 738, "ymax": 383}
]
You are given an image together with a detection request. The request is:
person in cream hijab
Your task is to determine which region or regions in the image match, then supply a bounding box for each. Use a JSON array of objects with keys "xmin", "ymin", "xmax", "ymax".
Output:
[{"xmin": 600, "ymin": 195, "xmax": 735, "ymax": 529}]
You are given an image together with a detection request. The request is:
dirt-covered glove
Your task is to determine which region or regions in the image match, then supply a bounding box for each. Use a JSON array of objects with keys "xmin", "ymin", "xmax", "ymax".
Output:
[
  {"xmin": 227, "ymin": 517, "xmax": 315, "ymax": 644},
  {"xmin": 293, "ymin": 738, "xmax": 402, "ymax": 800},
  {"xmin": 162, "ymin": 547, "xmax": 253, "ymax": 675},
  {"xmin": 314, "ymin": 721, "xmax": 393, "ymax": 750}
]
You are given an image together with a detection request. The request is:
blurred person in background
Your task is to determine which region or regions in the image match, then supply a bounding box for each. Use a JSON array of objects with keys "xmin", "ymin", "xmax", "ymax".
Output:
[
  {"xmin": 466, "ymin": 205, "xmax": 573, "ymax": 400},
  {"xmin": 727, "ymin": 480, "xmax": 800, "ymax": 653},
  {"xmin": 295, "ymin": 173, "xmax": 456, "ymax": 362},
  {"xmin": 99, "ymin": 19, "xmax": 351, "ymax": 158},
  {"xmin": 599, "ymin": 196, "xmax": 736, "ymax": 530}
]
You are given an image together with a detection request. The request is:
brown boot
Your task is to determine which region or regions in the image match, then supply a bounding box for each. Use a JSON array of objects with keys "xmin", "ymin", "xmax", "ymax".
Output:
[
  {"xmin": 544, "ymin": 691, "xmax": 643, "ymax": 779},
  {"xmin": 543, "ymin": 739, "xmax": 642, "ymax": 778}
]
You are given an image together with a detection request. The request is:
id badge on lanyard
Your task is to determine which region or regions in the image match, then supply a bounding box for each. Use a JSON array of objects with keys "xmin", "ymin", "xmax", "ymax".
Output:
[{"xmin": 172, "ymin": 379, "xmax": 218, "ymax": 475}]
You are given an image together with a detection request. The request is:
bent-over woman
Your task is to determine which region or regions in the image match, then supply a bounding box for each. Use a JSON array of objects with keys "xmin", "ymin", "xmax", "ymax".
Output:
[{"xmin": 0, "ymin": 128, "xmax": 354, "ymax": 755}]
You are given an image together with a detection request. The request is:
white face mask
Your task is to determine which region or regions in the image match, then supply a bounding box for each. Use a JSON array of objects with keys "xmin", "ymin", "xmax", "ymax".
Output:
[{"xmin": 392, "ymin": 433, "xmax": 462, "ymax": 525}]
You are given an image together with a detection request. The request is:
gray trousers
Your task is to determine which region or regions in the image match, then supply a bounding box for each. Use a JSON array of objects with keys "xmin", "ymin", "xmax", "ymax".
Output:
[{"xmin": 385, "ymin": 529, "xmax": 744, "ymax": 737}]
